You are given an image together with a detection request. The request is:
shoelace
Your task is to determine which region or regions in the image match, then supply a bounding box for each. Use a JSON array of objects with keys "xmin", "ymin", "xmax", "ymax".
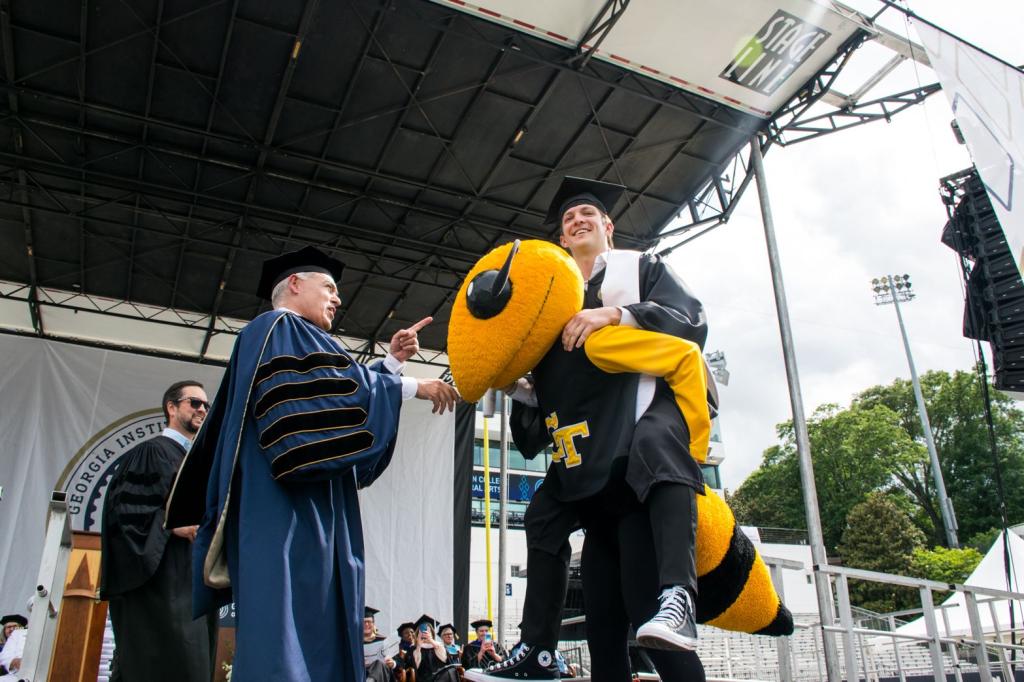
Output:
[
  {"xmin": 489, "ymin": 645, "xmax": 529, "ymax": 671},
  {"xmin": 649, "ymin": 589, "xmax": 691, "ymax": 627}
]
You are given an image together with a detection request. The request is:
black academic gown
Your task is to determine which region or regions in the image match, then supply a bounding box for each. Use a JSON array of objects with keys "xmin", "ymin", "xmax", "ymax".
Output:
[
  {"xmin": 512, "ymin": 253, "xmax": 707, "ymax": 500},
  {"xmin": 404, "ymin": 645, "xmax": 459, "ymax": 681},
  {"xmin": 460, "ymin": 640, "xmax": 508, "ymax": 670},
  {"xmin": 100, "ymin": 435, "xmax": 217, "ymax": 682}
]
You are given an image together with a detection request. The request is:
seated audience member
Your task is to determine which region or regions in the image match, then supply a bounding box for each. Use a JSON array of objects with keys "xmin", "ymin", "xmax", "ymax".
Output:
[
  {"xmin": 0, "ymin": 615, "xmax": 27, "ymax": 678},
  {"xmin": 438, "ymin": 623, "xmax": 461, "ymax": 663},
  {"xmin": 460, "ymin": 619, "xmax": 506, "ymax": 670},
  {"xmin": 402, "ymin": 615, "xmax": 454, "ymax": 682},
  {"xmin": 393, "ymin": 621, "xmax": 416, "ymax": 669},
  {"xmin": 365, "ymin": 606, "xmax": 397, "ymax": 682},
  {"xmin": 0, "ymin": 615, "xmax": 25, "ymax": 652}
]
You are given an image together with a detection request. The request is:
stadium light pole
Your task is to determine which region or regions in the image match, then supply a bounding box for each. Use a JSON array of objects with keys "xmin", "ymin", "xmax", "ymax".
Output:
[{"xmin": 871, "ymin": 274, "xmax": 959, "ymax": 548}]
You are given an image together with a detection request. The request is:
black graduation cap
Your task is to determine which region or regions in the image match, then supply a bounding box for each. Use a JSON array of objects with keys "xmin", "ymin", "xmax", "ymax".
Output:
[
  {"xmin": 256, "ymin": 245, "xmax": 345, "ymax": 300},
  {"xmin": 438, "ymin": 623, "xmax": 457, "ymax": 637},
  {"xmin": 1, "ymin": 614, "xmax": 27, "ymax": 627},
  {"xmin": 470, "ymin": 619, "xmax": 493, "ymax": 630},
  {"xmin": 396, "ymin": 622, "xmax": 415, "ymax": 636},
  {"xmin": 414, "ymin": 614, "xmax": 439, "ymax": 632},
  {"xmin": 364, "ymin": 606, "xmax": 379, "ymax": 619},
  {"xmin": 543, "ymin": 176, "xmax": 626, "ymax": 225}
]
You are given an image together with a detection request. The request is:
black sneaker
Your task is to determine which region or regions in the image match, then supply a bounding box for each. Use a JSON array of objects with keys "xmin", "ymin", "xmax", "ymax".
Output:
[
  {"xmin": 462, "ymin": 644, "xmax": 560, "ymax": 681},
  {"xmin": 635, "ymin": 586, "xmax": 699, "ymax": 651}
]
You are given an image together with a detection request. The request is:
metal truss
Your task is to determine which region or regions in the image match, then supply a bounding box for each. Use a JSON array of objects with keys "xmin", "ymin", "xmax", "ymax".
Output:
[
  {"xmin": 767, "ymin": 13, "xmax": 943, "ymax": 147},
  {"xmin": 655, "ymin": 20, "xmax": 945, "ymax": 251},
  {"xmin": 570, "ymin": 0, "xmax": 631, "ymax": 71},
  {"xmin": 0, "ymin": 0, "xmax": 950, "ymax": 368},
  {"xmin": 0, "ymin": 278, "xmax": 451, "ymax": 370},
  {"xmin": 766, "ymin": 31, "xmax": 871, "ymax": 145},
  {"xmin": 770, "ymin": 79, "xmax": 941, "ymax": 146},
  {"xmin": 655, "ymin": 141, "xmax": 760, "ymax": 256}
]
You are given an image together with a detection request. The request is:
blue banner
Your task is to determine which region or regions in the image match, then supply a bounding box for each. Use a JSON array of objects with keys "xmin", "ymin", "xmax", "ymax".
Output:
[{"xmin": 471, "ymin": 472, "xmax": 544, "ymax": 502}]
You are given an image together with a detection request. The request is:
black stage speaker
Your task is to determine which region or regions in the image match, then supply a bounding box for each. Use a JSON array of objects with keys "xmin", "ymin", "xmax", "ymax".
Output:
[{"xmin": 941, "ymin": 168, "xmax": 1024, "ymax": 392}]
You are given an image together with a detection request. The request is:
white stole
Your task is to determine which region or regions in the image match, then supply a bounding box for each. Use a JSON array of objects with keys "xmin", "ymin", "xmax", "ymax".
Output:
[{"xmin": 599, "ymin": 250, "xmax": 655, "ymax": 423}]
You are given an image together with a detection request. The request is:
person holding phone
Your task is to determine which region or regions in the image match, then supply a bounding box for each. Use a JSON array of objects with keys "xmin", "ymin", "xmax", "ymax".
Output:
[
  {"xmin": 400, "ymin": 615, "xmax": 451, "ymax": 681},
  {"xmin": 460, "ymin": 619, "xmax": 507, "ymax": 670}
]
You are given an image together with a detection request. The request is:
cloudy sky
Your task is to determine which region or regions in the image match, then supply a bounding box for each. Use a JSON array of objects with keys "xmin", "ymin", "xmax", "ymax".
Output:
[{"xmin": 664, "ymin": 0, "xmax": 1024, "ymax": 489}]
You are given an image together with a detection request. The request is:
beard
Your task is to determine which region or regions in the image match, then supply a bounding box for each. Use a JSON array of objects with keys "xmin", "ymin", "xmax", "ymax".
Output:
[{"xmin": 179, "ymin": 413, "xmax": 203, "ymax": 435}]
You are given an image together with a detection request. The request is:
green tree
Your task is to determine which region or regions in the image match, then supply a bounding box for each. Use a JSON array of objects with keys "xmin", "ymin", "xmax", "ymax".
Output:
[
  {"xmin": 839, "ymin": 493, "xmax": 926, "ymax": 613},
  {"xmin": 730, "ymin": 403, "xmax": 923, "ymax": 552},
  {"xmin": 855, "ymin": 369, "xmax": 1024, "ymax": 544},
  {"xmin": 729, "ymin": 443, "xmax": 804, "ymax": 532},
  {"xmin": 909, "ymin": 546, "xmax": 983, "ymax": 585},
  {"xmin": 965, "ymin": 527, "xmax": 1001, "ymax": 554}
]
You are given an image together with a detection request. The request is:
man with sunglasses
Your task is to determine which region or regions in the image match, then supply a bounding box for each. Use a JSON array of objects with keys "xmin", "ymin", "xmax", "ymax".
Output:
[{"xmin": 100, "ymin": 381, "xmax": 218, "ymax": 682}]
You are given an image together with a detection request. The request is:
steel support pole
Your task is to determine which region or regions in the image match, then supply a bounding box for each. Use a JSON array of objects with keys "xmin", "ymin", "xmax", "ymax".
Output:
[
  {"xmin": 482, "ymin": 409, "xmax": 494, "ymax": 621},
  {"xmin": 750, "ymin": 138, "xmax": 841, "ymax": 682},
  {"xmin": 497, "ymin": 392, "xmax": 510, "ymax": 647},
  {"xmin": 887, "ymin": 275, "xmax": 959, "ymax": 548}
]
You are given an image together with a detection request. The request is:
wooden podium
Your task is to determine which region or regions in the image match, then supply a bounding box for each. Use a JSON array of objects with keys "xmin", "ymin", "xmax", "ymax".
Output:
[{"xmin": 47, "ymin": 531, "xmax": 108, "ymax": 681}]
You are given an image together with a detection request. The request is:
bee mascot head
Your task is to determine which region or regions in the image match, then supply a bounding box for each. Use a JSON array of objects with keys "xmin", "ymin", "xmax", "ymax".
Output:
[
  {"xmin": 448, "ymin": 239, "xmax": 793, "ymax": 637},
  {"xmin": 448, "ymin": 239, "xmax": 583, "ymax": 403}
]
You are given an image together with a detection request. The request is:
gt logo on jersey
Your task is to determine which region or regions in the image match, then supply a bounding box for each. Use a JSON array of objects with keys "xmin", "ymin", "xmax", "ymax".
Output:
[{"xmin": 544, "ymin": 412, "xmax": 589, "ymax": 468}]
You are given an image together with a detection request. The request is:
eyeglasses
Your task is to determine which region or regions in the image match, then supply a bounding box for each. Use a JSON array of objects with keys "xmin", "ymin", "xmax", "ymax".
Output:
[{"xmin": 176, "ymin": 397, "xmax": 210, "ymax": 411}]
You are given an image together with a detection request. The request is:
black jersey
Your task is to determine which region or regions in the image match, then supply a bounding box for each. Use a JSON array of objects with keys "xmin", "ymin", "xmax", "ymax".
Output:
[
  {"xmin": 515, "ymin": 261, "xmax": 705, "ymax": 502},
  {"xmin": 533, "ymin": 341, "xmax": 639, "ymax": 502}
]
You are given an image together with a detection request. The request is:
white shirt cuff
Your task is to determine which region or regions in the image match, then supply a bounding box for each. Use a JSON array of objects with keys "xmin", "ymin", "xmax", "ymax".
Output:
[
  {"xmin": 400, "ymin": 376, "xmax": 418, "ymax": 401},
  {"xmin": 508, "ymin": 380, "xmax": 539, "ymax": 407},
  {"xmin": 617, "ymin": 306, "xmax": 638, "ymax": 328},
  {"xmin": 383, "ymin": 353, "xmax": 405, "ymax": 375}
]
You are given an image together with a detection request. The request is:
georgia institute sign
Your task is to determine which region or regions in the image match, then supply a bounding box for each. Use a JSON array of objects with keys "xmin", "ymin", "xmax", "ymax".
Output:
[{"xmin": 54, "ymin": 409, "xmax": 166, "ymax": 532}]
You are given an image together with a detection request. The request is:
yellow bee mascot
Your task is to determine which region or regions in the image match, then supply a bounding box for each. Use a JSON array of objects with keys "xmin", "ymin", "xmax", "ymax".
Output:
[{"xmin": 448, "ymin": 239, "xmax": 793, "ymax": 638}]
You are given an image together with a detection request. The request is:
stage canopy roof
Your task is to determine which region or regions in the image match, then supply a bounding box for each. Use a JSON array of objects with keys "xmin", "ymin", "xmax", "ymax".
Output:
[{"xmin": 0, "ymin": 0, "xmax": 926, "ymax": 366}]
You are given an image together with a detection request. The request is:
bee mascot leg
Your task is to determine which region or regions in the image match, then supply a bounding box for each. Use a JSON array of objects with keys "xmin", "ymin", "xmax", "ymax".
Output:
[{"xmin": 579, "ymin": 480, "xmax": 706, "ymax": 682}]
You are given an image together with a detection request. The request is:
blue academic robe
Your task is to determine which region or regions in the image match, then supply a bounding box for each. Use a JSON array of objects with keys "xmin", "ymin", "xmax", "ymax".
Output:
[{"xmin": 167, "ymin": 309, "xmax": 403, "ymax": 681}]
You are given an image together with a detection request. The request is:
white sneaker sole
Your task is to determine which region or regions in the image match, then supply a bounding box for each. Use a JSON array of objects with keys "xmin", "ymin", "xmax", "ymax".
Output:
[
  {"xmin": 463, "ymin": 670, "xmax": 558, "ymax": 682},
  {"xmin": 635, "ymin": 621, "xmax": 698, "ymax": 651}
]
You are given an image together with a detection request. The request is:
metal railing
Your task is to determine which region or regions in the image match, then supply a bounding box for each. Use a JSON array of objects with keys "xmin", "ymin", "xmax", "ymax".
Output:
[
  {"xmin": 818, "ymin": 563, "xmax": 1023, "ymax": 682},
  {"xmin": 555, "ymin": 557, "xmax": 1023, "ymax": 681}
]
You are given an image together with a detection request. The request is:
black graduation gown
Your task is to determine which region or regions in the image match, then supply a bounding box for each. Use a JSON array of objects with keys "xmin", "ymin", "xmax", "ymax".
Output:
[
  {"xmin": 460, "ymin": 640, "xmax": 508, "ymax": 670},
  {"xmin": 100, "ymin": 435, "xmax": 217, "ymax": 682},
  {"xmin": 403, "ymin": 646, "xmax": 454, "ymax": 681},
  {"xmin": 511, "ymin": 254, "xmax": 706, "ymax": 501}
]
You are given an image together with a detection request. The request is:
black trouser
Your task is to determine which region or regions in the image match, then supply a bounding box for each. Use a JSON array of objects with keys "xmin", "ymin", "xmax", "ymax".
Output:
[
  {"xmin": 519, "ymin": 478, "xmax": 699, "ymax": 650},
  {"xmin": 519, "ymin": 481, "xmax": 577, "ymax": 650},
  {"xmin": 646, "ymin": 481, "xmax": 699, "ymax": 593},
  {"xmin": 579, "ymin": 481, "xmax": 704, "ymax": 682}
]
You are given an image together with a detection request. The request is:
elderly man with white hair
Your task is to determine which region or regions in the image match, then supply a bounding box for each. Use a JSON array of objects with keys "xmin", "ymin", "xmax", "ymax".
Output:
[{"xmin": 167, "ymin": 245, "xmax": 457, "ymax": 682}]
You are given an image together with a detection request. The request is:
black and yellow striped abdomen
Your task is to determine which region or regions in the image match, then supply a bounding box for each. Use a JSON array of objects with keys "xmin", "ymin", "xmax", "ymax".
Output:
[{"xmin": 695, "ymin": 485, "xmax": 794, "ymax": 636}]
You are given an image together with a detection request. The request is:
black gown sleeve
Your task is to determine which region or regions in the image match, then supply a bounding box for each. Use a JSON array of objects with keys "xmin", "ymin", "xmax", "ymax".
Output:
[
  {"xmin": 460, "ymin": 643, "xmax": 480, "ymax": 669},
  {"xmin": 510, "ymin": 400, "xmax": 552, "ymax": 459},
  {"xmin": 624, "ymin": 253, "xmax": 708, "ymax": 348}
]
